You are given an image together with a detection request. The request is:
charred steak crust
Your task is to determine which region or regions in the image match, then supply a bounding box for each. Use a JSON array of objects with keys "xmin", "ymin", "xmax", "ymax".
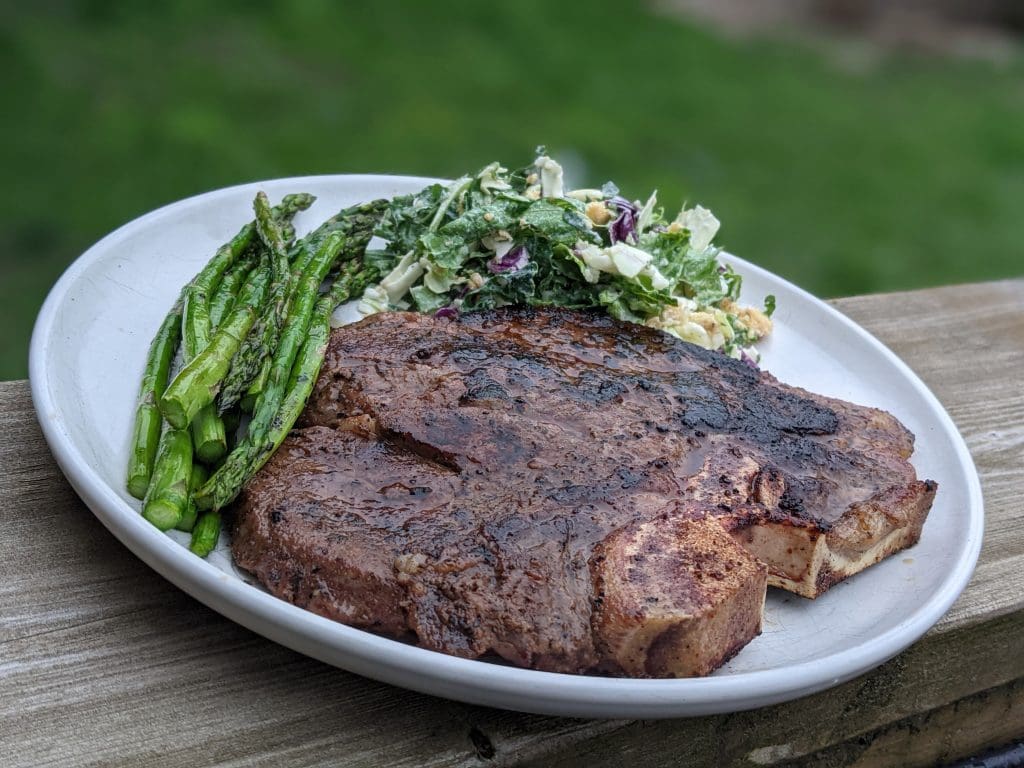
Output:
[{"xmin": 233, "ymin": 307, "xmax": 937, "ymax": 675}]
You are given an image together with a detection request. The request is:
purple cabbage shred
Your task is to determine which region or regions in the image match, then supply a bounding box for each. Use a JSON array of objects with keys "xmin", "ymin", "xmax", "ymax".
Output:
[
  {"xmin": 739, "ymin": 350, "xmax": 759, "ymax": 369},
  {"xmin": 487, "ymin": 244, "xmax": 529, "ymax": 274},
  {"xmin": 435, "ymin": 306, "xmax": 459, "ymax": 319},
  {"xmin": 608, "ymin": 196, "xmax": 638, "ymax": 244}
]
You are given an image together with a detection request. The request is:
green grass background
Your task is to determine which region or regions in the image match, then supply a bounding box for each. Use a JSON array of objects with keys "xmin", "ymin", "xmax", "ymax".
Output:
[{"xmin": 4, "ymin": 1, "xmax": 1023, "ymax": 379}]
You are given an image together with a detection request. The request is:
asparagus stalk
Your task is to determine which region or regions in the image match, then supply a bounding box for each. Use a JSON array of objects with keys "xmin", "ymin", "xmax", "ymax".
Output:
[
  {"xmin": 177, "ymin": 500, "xmax": 197, "ymax": 534},
  {"xmin": 280, "ymin": 221, "xmax": 298, "ymax": 248},
  {"xmin": 238, "ymin": 359, "xmax": 269, "ymax": 413},
  {"xmin": 194, "ymin": 263, "xmax": 378, "ymax": 511},
  {"xmin": 208, "ymin": 255, "xmax": 255, "ymax": 329},
  {"xmin": 191, "ymin": 408, "xmax": 226, "ymax": 464},
  {"xmin": 255, "ymin": 191, "xmax": 293, "ymax": 344},
  {"xmin": 183, "ymin": 281, "xmax": 228, "ymax": 464},
  {"xmin": 159, "ymin": 263, "xmax": 272, "ymax": 429},
  {"xmin": 175, "ymin": 463, "xmax": 209, "ymax": 533},
  {"xmin": 215, "ymin": 193, "xmax": 293, "ymax": 414},
  {"xmin": 142, "ymin": 427, "xmax": 193, "ymax": 531},
  {"xmin": 218, "ymin": 324, "xmax": 268, "ymax": 414},
  {"xmin": 126, "ymin": 296, "xmax": 183, "ymax": 499},
  {"xmin": 189, "ymin": 511, "xmax": 221, "ymax": 557}
]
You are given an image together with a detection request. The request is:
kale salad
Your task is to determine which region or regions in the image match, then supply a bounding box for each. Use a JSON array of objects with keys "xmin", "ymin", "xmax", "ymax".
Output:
[{"xmin": 357, "ymin": 151, "xmax": 775, "ymax": 362}]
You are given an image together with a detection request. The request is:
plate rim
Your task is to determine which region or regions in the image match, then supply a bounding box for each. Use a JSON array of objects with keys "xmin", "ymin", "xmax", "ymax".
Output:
[{"xmin": 28, "ymin": 173, "xmax": 985, "ymax": 718}]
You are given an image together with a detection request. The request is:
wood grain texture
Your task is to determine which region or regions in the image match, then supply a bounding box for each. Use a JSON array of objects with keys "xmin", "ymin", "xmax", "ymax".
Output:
[{"xmin": 1, "ymin": 279, "xmax": 1022, "ymax": 768}]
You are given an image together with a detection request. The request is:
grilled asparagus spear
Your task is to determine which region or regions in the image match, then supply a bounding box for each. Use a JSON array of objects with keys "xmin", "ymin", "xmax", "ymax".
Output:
[
  {"xmin": 125, "ymin": 296, "xmax": 183, "ymax": 499},
  {"xmin": 141, "ymin": 426, "xmax": 193, "ymax": 531}
]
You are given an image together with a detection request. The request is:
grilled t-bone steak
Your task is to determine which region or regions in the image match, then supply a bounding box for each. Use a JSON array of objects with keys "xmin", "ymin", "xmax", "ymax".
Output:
[{"xmin": 232, "ymin": 307, "xmax": 937, "ymax": 677}]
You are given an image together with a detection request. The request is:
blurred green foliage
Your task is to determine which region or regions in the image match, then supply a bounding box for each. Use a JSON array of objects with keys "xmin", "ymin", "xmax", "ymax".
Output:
[{"xmin": 4, "ymin": 1, "xmax": 1023, "ymax": 379}]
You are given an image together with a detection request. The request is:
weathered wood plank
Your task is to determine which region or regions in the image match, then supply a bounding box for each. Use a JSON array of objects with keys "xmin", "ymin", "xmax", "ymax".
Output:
[
  {"xmin": 1, "ymin": 279, "xmax": 1022, "ymax": 767},
  {"xmin": 510, "ymin": 612, "xmax": 1024, "ymax": 768}
]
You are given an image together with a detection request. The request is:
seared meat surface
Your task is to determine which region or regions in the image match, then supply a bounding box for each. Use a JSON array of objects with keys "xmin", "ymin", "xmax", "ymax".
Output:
[{"xmin": 232, "ymin": 307, "xmax": 936, "ymax": 676}]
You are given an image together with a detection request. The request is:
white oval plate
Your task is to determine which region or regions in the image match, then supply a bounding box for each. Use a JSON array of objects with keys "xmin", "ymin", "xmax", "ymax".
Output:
[{"xmin": 30, "ymin": 175, "xmax": 983, "ymax": 719}]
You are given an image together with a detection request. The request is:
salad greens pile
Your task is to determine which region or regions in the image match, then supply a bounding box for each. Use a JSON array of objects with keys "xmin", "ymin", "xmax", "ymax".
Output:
[{"xmin": 358, "ymin": 150, "xmax": 775, "ymax": 361}]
